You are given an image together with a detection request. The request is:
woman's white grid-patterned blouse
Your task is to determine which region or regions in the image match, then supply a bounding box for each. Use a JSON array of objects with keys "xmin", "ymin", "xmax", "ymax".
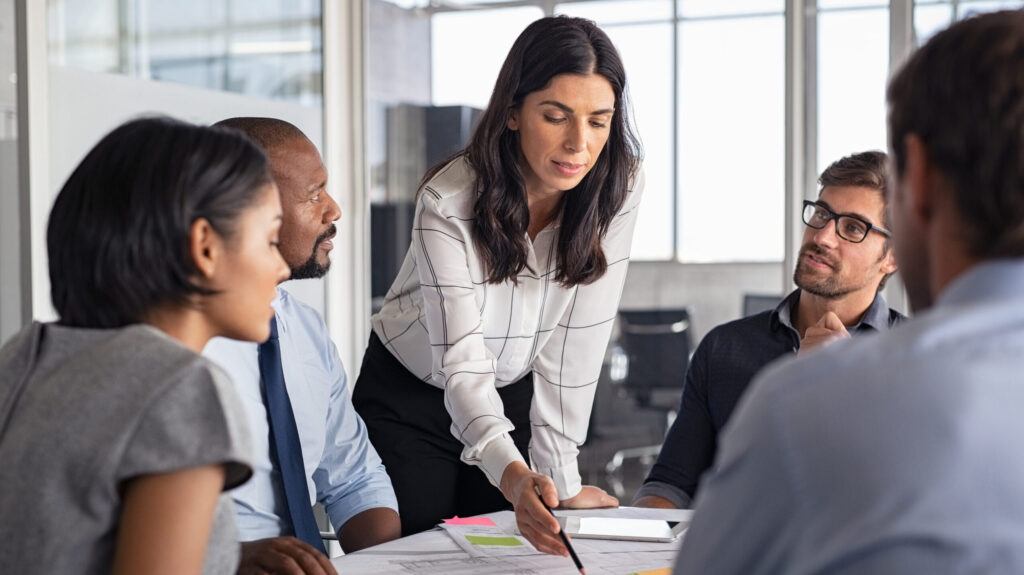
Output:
[{"xmin": 371, "ymin": 155, "xmax": 644, "ymax": 500}]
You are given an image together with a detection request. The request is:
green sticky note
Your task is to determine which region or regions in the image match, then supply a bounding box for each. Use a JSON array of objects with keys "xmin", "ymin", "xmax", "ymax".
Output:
[{"xmin": 465, "ymin": 535, "xmax": 524, "ymax": 547}]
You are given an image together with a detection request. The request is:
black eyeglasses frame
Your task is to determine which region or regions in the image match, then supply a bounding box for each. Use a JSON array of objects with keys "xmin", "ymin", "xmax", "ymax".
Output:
[{"xmin": 801, "ymin": 200, "xmax": 892, "ymax": 244}]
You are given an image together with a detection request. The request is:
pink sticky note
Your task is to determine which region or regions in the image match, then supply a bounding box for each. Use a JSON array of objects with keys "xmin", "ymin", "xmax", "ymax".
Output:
[{"xmin": 443, "ymin": 515, "xmax": 497, "ymax": 526}]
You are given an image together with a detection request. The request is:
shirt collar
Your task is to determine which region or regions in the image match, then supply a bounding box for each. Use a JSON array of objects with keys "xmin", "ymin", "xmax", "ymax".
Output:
[
  {"xmin": 854, "ymin": 290, "xmax": 893, "ymax": 331},
  {"xmin": 771, "ymin": 288, "xmax": 892, "ymax": 333},
  {"xmin": 771, "ymin": 289, "xmax": 802, "ymax": 332},
  {"xmin": 936, "ymin": 258, "xmax": 1024, "ymax": 309},
  {"xmin": 270, "ymin": 287, "xmax": 287, "ymax": 334}
]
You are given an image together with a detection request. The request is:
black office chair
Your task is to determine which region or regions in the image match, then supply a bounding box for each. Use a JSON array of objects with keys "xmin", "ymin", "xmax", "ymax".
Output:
[
  {"xmin": 604, "ymin": 308, "xmax": 692, "ymax": 498},
  {"xmin": 743, "ymin": 293, "xmax": 782, "ymax": 317}
]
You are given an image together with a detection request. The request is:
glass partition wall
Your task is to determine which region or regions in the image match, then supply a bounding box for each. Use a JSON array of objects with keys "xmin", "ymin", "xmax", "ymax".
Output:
[
  {"xmin": 47, "ymin": 0, "xmax": 322, "ymax": 105},
  {"xmin": 1, "ymin": 0, "xmax": 21, "ymax": 343}
]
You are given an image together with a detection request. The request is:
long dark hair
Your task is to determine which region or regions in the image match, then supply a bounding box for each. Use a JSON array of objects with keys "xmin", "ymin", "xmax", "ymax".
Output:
[
  {"xmin": 48, "ymin": 116, "xmax": 272, "ymax": 328},
  {"xmin": 424, "ymin": 16, "xmax": 641, "ymax": 286}
]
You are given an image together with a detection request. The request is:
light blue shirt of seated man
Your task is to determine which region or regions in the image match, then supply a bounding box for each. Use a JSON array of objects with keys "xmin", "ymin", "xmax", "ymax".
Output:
[
  {"xmin": 675, "ymin": 259, "xmax": 1024, "ymax": 574},
  {"xmin": 204, "ymin": 287, "xmax": 398, "ymax": 541}
]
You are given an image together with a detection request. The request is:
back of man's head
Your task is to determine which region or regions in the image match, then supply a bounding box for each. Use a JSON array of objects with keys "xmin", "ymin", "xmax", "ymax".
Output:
[
  {"xmin": 888, "ymin": 10, "xmax": 1024, "ymax": 259},
  {"xmin": 213, "ymin": 117, "xmax": 306, "ymax": 153}
]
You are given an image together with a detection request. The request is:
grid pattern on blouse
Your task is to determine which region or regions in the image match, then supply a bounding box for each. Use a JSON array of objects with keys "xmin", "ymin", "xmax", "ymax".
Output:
[{"xmin": 372, "ymin": 156, "xmax": 645, "ymax": 498}]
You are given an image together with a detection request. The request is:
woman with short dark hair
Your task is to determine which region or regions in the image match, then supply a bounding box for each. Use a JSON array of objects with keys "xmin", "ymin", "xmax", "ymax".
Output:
[
  {"xmin": 353, "ymin": 15, "xmax": 644, "ymax": 555},
  {"xmin": 0, "ymin": 116, "xmax": 290, "ymax": 574}
]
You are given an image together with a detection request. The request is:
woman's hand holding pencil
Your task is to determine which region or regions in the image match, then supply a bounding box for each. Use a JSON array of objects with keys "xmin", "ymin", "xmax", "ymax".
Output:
[
  {"xmin": 535, "ymin": 487, "xmax": 587, "ymax": 575},
  {"xmin": 501, "ymin": 463, "xmax": 569, "ymax": 556}
]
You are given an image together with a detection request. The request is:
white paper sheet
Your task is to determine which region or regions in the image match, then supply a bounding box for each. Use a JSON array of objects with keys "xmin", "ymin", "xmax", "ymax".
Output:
[
  {"xmin": 439, "ymin": 522, "xmax": 539, "ymax": 558},
  {"xmin": 333, "ymin": 510, "xmax": 682, "ymax": 575}
]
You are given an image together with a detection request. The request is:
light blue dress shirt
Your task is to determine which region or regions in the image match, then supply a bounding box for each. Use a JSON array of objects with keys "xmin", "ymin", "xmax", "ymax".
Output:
[
  {"xmin": 676, "ymin": 259, "xmax": 1024, "ymax": 574},
  {"xmin": 204, "ymin": 287, "xmax": 398, "ymax": 541}
]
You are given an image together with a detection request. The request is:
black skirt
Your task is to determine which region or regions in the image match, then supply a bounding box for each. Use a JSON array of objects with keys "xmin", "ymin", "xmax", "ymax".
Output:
[{"xmin": 352, "ymin": 331, "xmax": 533, "ymax": 536}]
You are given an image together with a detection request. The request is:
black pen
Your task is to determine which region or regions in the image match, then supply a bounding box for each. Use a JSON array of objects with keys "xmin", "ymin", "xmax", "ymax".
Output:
[{"xmin": 535, "ymin": 488, "xmax": 586, "ymax": 575}]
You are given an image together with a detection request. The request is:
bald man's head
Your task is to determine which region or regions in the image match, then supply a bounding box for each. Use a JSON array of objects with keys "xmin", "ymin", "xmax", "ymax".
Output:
[
  {"xmin": 213, "ymin": 117, "xmax": 307, "ymax": 153},
  {"xmin": 214, "ymin": 117, "xmax": 339, "ymax": 280}
]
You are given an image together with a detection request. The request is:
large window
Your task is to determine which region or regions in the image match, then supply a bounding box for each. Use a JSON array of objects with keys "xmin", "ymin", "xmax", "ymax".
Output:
[
  {"xmin": 423, "ymin": 0, "xmax": 786, "ymax": 262},
  {"xmin": 431, "ymin": 7, "xmax": 544, "ymax": 108},
  {"xmin": 368, "ymin": 0, "xmax": 1024, "ymax": 266},
  {"xmin": 815, "ymin": 2, "xmax": 890, "ymax": 177},
  {"xmin": 554, "ymin": 1, "xmax": 675, "ymax": 261},
  {"xmin": 915, "ymin": 0, "xmax": 1024, "ymax": 44},
  {"xmin": 674, "ymin": 7, "xmax": 784, "ymax": 262}
]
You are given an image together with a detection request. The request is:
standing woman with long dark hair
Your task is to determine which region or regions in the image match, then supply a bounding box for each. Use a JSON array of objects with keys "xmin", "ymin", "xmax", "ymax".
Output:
[{"xmin": 353, "ymin": 15, "xmax": 644, "ymax": 555}]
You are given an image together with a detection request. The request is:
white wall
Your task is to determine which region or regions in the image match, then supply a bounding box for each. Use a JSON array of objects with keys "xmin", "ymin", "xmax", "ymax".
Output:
[
  {"xmin": 621, "ymin": 261, "xmax": 785, "ymax": 344},
  {"xmin": 34, "ymin": 66, "xmax": 327, "ymax": 320}
]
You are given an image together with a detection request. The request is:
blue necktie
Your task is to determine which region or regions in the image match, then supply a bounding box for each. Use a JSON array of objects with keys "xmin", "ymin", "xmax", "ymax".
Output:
[{"xmin": 258, "ymin": 317, "xmax": 327, "ymax": 553}]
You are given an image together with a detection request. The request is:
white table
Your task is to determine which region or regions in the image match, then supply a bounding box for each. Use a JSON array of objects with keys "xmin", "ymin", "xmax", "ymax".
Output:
[{"xmin": 331, "ymin": 507, "xmax": 692, "ymax": 575}]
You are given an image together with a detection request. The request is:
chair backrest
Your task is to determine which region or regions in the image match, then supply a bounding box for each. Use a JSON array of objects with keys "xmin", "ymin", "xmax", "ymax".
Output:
[
  {"xmin": 743, "ymin": 293, "xmax": 782, "ymax": 318},
  {"xmin": 617, "ymin": 309, "xmax": 692, "ymax": 407}
]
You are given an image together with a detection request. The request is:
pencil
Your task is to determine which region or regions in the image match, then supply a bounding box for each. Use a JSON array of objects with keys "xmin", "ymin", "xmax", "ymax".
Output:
[{"xmin": 535, "ymin": 488, "xmax": 586, "ymax": 575}]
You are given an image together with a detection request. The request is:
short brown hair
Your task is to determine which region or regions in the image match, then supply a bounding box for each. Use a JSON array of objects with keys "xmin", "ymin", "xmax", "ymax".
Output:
[
  {"xmin": 818, "ymin": 150, "xmax": 890, "ymax": 230},
  {"xmin": 888, "ymin": 9, "xmax": 1024, "ymax": 259}
]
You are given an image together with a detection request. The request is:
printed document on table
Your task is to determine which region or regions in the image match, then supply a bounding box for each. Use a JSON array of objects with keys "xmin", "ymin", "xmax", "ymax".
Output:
[
  {"xmin": 333, "ymin": 510, "xmax": 682, "ymax": 575},
  {"xmin": 335, "ymin": 550, "xmax": 680, "ymax": 575},
  {"xmin": 439, "ymin": 521, "xmax": 539, "ymax": 558}
]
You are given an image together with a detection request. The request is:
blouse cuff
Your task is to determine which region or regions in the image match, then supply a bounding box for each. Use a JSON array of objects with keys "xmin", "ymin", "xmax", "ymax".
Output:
[
  {"xmin": 477, "ymin": 434, "xmax": 528, "ymax": 489},
  {"xmin": 536, "ymin": 459, "xmax": 583, "ymax": 501}
]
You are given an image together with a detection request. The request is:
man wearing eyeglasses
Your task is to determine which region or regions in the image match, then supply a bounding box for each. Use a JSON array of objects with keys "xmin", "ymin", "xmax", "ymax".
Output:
[{"xmin": 634, "ymin": 150, "xmax": 901, "ymax": 510}]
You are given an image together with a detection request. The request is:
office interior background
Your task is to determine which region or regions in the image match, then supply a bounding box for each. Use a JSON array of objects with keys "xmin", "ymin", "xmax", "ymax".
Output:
[{"xmin": 2, "ymin": 0, "xmax": 1021, "ymax": 493}]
